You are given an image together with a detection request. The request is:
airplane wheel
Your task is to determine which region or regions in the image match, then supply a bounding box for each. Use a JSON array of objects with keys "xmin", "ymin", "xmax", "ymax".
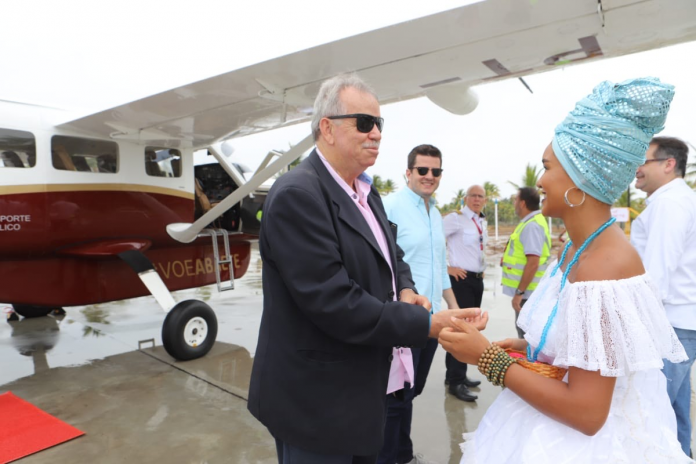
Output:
[
  {"xmin": 12, "ymin": 304, "xmax": 54, "ymax": 318},
  {"xmin": 162, "ymin": 300, "xmax": 217, "ymax": 361}
]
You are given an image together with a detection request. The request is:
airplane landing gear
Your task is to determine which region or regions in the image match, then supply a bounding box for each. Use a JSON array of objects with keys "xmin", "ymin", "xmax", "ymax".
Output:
[
  {"xmin": 162, "ymin": 300, "xmax": 218, "ymax": 361},
  {"xmin": 119, "ymin": 249, "xmax": 220, "ymax": 361}
]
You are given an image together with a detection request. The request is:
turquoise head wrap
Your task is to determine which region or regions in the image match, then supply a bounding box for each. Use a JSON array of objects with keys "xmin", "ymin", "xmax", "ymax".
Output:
[{"xmin": 552, "ymin": 77, "xmax": 675, "ymax": 204}]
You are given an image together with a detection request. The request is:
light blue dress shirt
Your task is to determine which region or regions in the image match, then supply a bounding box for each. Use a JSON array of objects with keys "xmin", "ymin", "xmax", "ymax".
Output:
[{"xmin": 383, "ymin": 187, "xmax": 451, "ymax": 314}]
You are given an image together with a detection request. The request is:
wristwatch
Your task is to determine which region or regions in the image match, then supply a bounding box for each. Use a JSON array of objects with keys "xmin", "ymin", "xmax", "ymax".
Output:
[{"xmin": 515, "ymin": 288, "xmax": 525, "ymax": 296}]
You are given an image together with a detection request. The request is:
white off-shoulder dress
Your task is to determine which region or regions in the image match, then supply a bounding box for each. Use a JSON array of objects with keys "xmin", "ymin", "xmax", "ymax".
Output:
[{"xmin": 461, "ymin": 270, "xmax": 693, "ymax": 463}]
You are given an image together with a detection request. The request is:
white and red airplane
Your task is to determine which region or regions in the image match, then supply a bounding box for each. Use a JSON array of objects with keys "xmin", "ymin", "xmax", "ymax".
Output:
[{"xmin": 1, "ymin": 0, "xmax": 694, "ymax": 360}]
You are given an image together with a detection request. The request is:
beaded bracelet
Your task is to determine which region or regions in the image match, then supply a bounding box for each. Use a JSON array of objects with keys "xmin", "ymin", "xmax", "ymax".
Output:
[
  {"xmin": 477, "ymin": 345, "xmax": 516, "ymax": 387},
  {"xmin": 477, "ymin": 344, "xmax": 504, "ymax": 376},
  {"xmin": 489, "ymin": 351, "xmax": 516, "ymax": 387}
]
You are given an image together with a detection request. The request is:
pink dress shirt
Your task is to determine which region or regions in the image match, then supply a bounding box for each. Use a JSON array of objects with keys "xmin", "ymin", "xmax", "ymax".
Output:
[{"xmin": 316, "ymin": 149, "xmax": 413, "ymax": 393}]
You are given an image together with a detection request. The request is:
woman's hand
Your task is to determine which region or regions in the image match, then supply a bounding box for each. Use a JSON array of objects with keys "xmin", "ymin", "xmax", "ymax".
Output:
[
  {"xmin": 493, "ymin": 338, "xmax": 528, "ymax": 352},
  {"xmin": 465, "ymin": 310, "xmax": 489, "ymax": 331},
  {"xmin": 438, "ymin": 317, "xmax": 491, "ymax": 364}
]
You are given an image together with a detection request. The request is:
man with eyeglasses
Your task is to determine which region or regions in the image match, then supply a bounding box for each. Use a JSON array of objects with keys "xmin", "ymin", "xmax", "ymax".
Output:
[
  {"xmin": 379, "ymin": 144, "xmax": 461, "ymax": 464},
  {"xmin": 631, "ymin": 136, "xmax": 696, "ymax": 457},
  {"xmin": 248, "ymin": 74, "xmax": 484, "ymax": 464},
  {"xmin": 442, "ymin": 185, "xmax": 488, "ymax": 402}
]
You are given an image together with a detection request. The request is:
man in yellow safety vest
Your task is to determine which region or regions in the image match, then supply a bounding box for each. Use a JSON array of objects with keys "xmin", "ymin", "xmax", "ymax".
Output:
[{"xmin": 501, "ymin": 187, "xmax": 552, "ymax": 338}]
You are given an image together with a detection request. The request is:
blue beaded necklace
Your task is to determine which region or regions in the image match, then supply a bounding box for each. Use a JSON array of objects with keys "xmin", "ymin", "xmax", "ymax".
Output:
[{"xmin": 526, "ymin": 216, "xmax": 617, "ymax": 362}]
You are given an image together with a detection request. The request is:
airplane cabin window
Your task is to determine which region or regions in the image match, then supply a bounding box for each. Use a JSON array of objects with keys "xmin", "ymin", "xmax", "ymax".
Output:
[
  {"xmin": 145, "ymin": 147, "xmax": 182, "ymax": 178},
  {"xmin": 0, "ymin": 128, "xmax": 36, "ymax": 168},
  {"xmin": 51, "ymin": 135, "xmax": 119, "ymax": 173}
]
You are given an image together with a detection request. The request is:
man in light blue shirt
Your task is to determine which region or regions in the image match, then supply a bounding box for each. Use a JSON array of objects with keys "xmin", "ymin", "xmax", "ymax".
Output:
[{"xmin": 379, "ymin": 144, "xmax": 461, "ymax": 464}]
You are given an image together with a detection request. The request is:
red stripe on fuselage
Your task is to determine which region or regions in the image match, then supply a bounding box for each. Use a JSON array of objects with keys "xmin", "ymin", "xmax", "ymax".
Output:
[
  {"xmin": 0, "ymin": 189, "xmax": 253, "ymax": 306},
  {"xmin": 0, "ymin": 190, "xmax": 193, "ymax": 257}
]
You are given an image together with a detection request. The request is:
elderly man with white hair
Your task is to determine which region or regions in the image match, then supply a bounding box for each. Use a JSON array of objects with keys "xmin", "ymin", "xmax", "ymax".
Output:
[{"xmin": 247, "ymin": 73, "xmax": 484, "ymax": 464}]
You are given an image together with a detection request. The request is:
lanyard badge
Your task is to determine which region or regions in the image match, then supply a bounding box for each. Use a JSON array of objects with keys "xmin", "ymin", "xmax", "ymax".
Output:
[{"xmin": 471, "ymin": 216, "xmax": 485, "ymax": 267}]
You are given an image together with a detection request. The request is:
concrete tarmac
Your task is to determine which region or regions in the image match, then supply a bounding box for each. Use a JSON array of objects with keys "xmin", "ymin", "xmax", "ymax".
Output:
[{"xmin": 2, "ymin": 242, "xmax": 689, "ymax": 463}]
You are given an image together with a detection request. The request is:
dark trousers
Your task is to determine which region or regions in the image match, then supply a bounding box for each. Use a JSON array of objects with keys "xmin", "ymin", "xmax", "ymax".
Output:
[
  {"xmin": 275, "ymin": 438, "xmax": 377, "ymax": 464},
  {"xmin": 446, "ymin": 275, "xmax": 484, "ymax": 385},
  {"xmin": 514, "ymin": 299, "xmax": 528, "ymax": 339},
  {"xmin": 377, "ymin": 338, "xmax": 438, "ymax": 464}
]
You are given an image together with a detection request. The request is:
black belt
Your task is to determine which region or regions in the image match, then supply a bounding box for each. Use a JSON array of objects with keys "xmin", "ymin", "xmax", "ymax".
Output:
[{"xmin": 465, "ymin": 271, "xmax": 484, "ymax": 279}]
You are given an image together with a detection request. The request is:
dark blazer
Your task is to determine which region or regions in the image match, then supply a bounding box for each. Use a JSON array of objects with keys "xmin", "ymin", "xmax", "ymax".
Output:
[{"xmin": 248, "ymin": 150, "xmax": 431, "ymax": 456}]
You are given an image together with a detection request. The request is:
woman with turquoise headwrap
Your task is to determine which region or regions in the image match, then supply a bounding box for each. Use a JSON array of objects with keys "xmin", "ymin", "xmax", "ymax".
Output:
[{"xmin": 438, "ymin": 77, "xmax": 693, "ymax": 463}]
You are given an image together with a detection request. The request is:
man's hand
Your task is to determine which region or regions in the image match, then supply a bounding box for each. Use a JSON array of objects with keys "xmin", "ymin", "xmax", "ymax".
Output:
[
  {"xmin": 447, "ymin": 266, "xmax": 467, "ymax": 281},
  {"xmin": 512, "ymin": 294, "xmax": 523, "ymax": 312},
  {"xmin": 465, "ymin": 311, "xmax": 489, "ymax": 331},
  {"xmin": 399, "ymin": 288, "xmax": 432, "ymax": 312},
  {"xmin": 428, "ymin": 308, "xmax": 482, "ymax": 338},
  {"xmin": 438, "ymin": 317, "xmax": 491, "ymax": 364}
]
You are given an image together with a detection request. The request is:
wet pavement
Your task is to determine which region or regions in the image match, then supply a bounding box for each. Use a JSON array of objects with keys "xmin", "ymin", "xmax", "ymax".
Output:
[{"xmin": 3, "ymin": 239, "xmax": 688, "ymax": 463}]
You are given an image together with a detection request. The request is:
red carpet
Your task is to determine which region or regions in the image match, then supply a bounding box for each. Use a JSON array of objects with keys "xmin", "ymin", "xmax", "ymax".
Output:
[{"xmin": 0, "ymin": 392, "xmax": 84, "ymax": 463}]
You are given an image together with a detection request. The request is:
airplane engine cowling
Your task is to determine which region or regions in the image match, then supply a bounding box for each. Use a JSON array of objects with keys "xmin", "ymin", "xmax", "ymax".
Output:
[{"xmin": 425, "ymin": 84, "xmax": 479, "ymax": 115}]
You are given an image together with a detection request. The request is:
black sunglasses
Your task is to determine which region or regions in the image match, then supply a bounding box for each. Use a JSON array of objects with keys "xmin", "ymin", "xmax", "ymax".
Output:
[
  {"xmin": 641, "ymin": 157, "xmax": 673, "ymax": 167},
  {"xmin": 412, "ymin": 167, "xmax": 443, "ymax": 177},
  {"xmin": 326, "ymin": 113, "xmax": 384, "ymax": 133}
]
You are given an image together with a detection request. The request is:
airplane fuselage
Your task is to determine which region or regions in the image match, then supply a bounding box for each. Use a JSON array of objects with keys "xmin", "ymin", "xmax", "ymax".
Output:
[{"xmin": 0, "ymin": 102, "xmax": 251, "ymax": 307}]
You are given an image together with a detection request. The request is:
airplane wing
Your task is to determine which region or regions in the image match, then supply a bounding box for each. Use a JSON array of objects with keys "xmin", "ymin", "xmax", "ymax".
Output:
[{"xmin": 57, "ymin": 0, "xmax": 696, "ymax": 149}]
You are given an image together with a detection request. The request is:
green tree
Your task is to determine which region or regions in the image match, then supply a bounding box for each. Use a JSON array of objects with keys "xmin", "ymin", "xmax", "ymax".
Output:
[
  {"xmin": 483, "ymin": 181, "xmax": 500, "ymax": 199},
  {"xmin": 613, "ymin": 187, "xmax": 646, "ymax": 215},
  {"xmin": 372, "ymin": 175, "xmax": 384, "ymax": 191},
  {"xmin": 508, "ymin": 163, "xmax": 541, "ymax": 189},
  {"xmin": 382, "ymin": 179, "xmax": 396, "ymax": 195},
  {"xmin": 483, "ymin": 195, "xmax": 517, "ymax": 225},
  {"xmin": 436, "ymin": 190, "xmax": 461, "ymax": 215},
  {"xmin": 371, "ymin": 175, "xmax": 398, "ymax": 196},
  {"xmin": 451, "ymin": 189, "xmax": 466, "ymax": 211}
]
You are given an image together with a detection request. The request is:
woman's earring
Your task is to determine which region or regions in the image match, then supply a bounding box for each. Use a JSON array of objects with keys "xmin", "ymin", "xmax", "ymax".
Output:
[{"xmin": 564, "ymin": 187, "xmax": 586, "ymax": 207}]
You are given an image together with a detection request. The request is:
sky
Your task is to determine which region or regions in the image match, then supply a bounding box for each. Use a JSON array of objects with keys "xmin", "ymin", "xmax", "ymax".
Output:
[{"xmin": 2, "ymin": 0, "xmax": 695, "ymax": 204}]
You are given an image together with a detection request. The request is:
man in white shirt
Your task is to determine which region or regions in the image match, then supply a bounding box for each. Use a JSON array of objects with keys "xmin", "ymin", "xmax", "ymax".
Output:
[
  {"xmin": 442, "ymin": 185, "xmax": 487, "ymax": 401},
  {"xmin": 631, "ymin": 136, "xmax": 696, "ymax": 457}
]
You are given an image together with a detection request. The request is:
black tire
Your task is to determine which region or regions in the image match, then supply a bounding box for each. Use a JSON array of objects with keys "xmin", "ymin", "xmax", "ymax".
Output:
[
  {"xmin": 12, "ymin": 304, "xmax": 54, "ymax": 318},
  {"xmin": 161, "ymin": 300, "xmax": 217, "ymax": 361}
]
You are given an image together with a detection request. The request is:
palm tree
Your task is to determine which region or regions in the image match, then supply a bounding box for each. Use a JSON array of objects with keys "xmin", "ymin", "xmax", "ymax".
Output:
[
  {"xmin": 508, "ymin": 163, "xmax": 541, "ymax": 189},
  {"xmin": 372, "ymin": 175, "xmax": 384, "ymax": 192},
  {"xmin": 483, "ymin": 181, "xmax": 500, "ymax": 199},
  {"xmin": 382, "ymin": 179, "xmax": 396, "ymax": 195},
  {"xmin": 371, "ymin": 175, "xmax": 397, "ymax": 196},
  {"xmin": 452, "ymin": 189, "xmax": 466, "ymax": 210}
]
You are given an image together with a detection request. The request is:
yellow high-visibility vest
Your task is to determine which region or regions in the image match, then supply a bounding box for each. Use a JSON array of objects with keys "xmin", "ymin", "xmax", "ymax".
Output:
[{"xmin": 502, "ymin": 213, "xmax": 551, "ymax": 292}]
